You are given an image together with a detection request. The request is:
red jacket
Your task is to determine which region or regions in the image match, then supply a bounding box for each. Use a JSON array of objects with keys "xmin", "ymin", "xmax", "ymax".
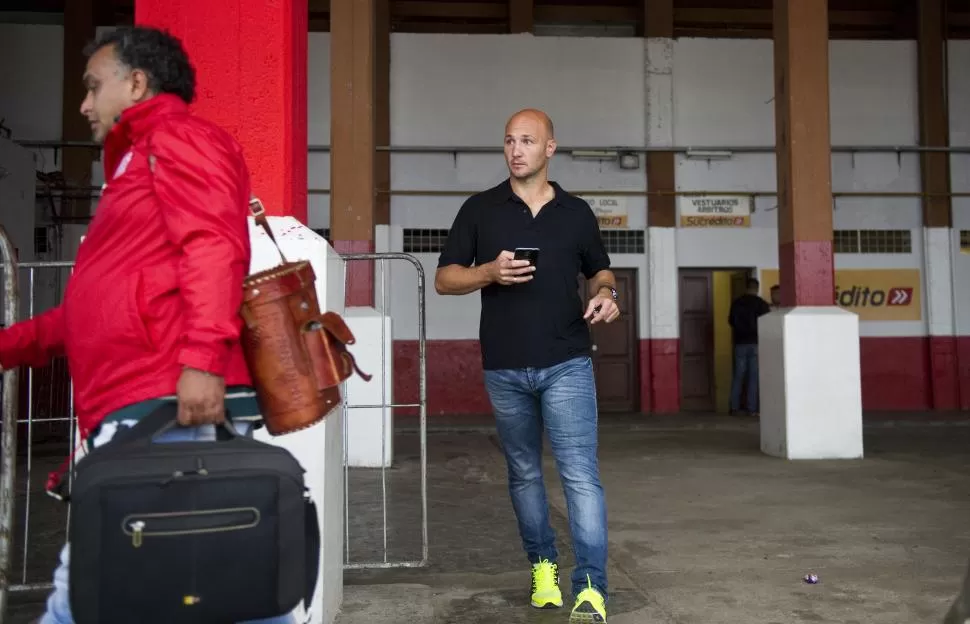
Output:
[{"xmin": 0, "ymin": 94, "xmax": 253, "ymax": 439}]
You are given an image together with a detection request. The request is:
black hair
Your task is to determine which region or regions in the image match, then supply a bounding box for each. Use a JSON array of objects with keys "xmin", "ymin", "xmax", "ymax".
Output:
[
  {"xmin": 84, "ymin": 26, "xmax": 196, "ymax": 104},
  {"xmin": 770, "ymin": 284, "xmax": 780, "ymax": 291},
  {"xmin": 747, "ymin": 278, "xmax": 760, "ymax": 290}
]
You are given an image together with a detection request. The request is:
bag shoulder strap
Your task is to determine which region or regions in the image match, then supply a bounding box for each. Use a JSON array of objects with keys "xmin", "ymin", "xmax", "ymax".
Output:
[
  {"xmin": 147, "ymin": 148, "xmax": 288, "ymax": 265},
  {"xmin": 248, "ymin": 197, "xmax": 288, "ymax": 264}
]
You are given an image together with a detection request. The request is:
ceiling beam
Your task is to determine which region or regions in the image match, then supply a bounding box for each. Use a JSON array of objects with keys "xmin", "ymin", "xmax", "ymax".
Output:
[
  {"xmin": 10, "ymin": 0, "xmax": 959, "ymax": 40},
  {"xmin": 381, "ymin": 4, "xmax": 902, "ymax": 30},
  {"xmin": 391, "ymin": 2, "xmax": 505, "ymax": 20},
  {"xmin": 509, "ymin": 0, "xmax": 532, "ymax": 33},
  {"xmin": 392, "ymin": 21, "xmax": 508, "ymax": 33},
  {"xmin": 674, "ymin": 8, "xmax": 897, "ymax": 28},
  {"xmin": 534, "ymin": 5, "xmax": 637, "ymax": 23},
  {"xmin": 644, "ymin": 0, "xmax": 673, "ymax": 38}
]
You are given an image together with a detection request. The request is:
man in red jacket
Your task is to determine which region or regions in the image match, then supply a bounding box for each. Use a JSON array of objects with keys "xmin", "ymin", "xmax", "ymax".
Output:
[{"xmin": 0, "ymin": 26, "xmax": 293, "ymax": 624}]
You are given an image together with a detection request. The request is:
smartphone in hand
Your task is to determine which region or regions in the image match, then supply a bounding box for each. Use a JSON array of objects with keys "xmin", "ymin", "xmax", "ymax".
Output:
[{"xmin": 513, "ymin": 247, "xmax": 540, "ymax": 268}]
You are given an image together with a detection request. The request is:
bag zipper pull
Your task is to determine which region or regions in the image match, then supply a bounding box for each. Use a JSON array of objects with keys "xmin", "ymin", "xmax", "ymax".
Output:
[{"xmin": 131, "ymin": 520, "xmax": 145, "ymax": 548}]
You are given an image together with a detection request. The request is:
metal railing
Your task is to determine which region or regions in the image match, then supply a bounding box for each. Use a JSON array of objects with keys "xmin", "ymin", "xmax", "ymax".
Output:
[
  {"xmin": 339, "ymin": 253, "xmax": 428, "ymax": 570},
  {"xmin": 0, "ymin": 227, "xmax": 20, "ymax": 620},
  {"xmin": 0, "ymin": 241, "xmax": 430, "ymax": 619},
  {"xmin": 0, "ymin": 259, "xmax": 85, "ymax": 613}
]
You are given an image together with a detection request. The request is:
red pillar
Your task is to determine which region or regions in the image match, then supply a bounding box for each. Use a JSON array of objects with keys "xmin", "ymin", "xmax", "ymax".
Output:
[
  {"xmin": 135, "ymin": 0, "xmax": 308, "ymax": 223},
  {"xmin": 773, "ymin": 0, "xmax": 834, "ymax": 307}
]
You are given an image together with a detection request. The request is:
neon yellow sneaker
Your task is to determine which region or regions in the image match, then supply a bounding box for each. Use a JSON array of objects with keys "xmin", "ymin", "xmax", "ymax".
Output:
[
  {"xmin": 530, "ymin": 559, "xmax": 563, "ymax": 609},
  {"xmin": 570, "ymin": 575, "xmax": 607, "ymax": 623}
]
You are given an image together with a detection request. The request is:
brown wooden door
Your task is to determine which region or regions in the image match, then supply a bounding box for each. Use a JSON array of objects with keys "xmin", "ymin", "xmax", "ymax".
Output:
[
  {"xmin": 578, "ymin": 269, "xmax": 639, "ymax": 412},
  {"xmin": 679, "ymin": 269, "xmax": 715, "ymax": 411}
]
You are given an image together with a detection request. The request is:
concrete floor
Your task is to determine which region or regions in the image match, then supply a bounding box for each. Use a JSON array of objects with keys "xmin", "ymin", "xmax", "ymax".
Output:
[
  {"xmin": 336, "ymin": 415, "xmax": 970, "ymax": 624},
  {"xmin": 5, "ymin": 414, "xmax": 970, "ymax": 623}
]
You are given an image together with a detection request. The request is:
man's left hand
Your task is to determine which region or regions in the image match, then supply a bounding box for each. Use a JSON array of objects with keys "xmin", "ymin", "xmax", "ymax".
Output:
[
  {"xmin": 583, "ymin": 293, "xmax": 620, "ymax": 325},
  {"xmin": 176, "ymin": 367, "xmax": 226, "ymax": 426}
]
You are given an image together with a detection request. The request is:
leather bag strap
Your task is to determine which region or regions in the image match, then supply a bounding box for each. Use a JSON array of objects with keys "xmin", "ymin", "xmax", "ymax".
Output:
[
  {"xmin": 249, "ymin": 197, "xmax": 288, "ymax": 264},
  {"xmin": 148, "ymin": 150, "xmax": 287, "ymax": 265}
]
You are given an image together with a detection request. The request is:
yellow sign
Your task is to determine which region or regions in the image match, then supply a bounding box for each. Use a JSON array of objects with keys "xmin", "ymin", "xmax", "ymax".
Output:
[
  {"xmin": 760, "ymin": 269, "xmax": 921, "ymax": 322},
  {"xmin": 597, "ymin": 214, "xmax": 628, "ymax": 229},
  {"xmin": 680, "ymin": 214, "xmax": 750, "ymax": 227},
  {"xmin": 678, "ymin": 195, "xmax": 751, "ymax": 228},
  {"xmin": 582, "ymin": 196, "xmax": 629, "ymax": 230}
]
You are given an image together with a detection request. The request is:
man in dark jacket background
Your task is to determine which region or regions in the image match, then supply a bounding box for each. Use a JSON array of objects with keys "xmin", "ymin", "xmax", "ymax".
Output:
[
  {"xmin": 728, "ymin": 277, "xmax": 771, "ymax": 416},
  {"xmin": 0, "ymin": 26, "xmax": 293, "ymax": 624}
]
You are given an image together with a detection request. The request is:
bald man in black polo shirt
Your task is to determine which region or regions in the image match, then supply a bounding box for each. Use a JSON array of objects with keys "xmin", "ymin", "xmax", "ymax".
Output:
[{"xmin": 435, "ymin": 109, "xmax": 616, "ymax": 623}]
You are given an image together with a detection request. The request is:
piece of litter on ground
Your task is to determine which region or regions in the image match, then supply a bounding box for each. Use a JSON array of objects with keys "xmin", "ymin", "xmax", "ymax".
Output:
[{"xmin": 803, "ymin": 573, "xmax": 819, "ymax": 584}]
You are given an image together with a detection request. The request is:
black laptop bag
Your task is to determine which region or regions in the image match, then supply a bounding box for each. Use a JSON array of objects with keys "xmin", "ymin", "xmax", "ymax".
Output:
[{"xmin": 65, "ymin": 404, "xmax": 320, "ymax": 624}]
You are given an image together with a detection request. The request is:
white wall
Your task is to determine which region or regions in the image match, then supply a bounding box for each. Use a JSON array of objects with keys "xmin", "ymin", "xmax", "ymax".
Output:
[
  {"xmin": 307, "ymin": 33, "xmax": 331, "ymax": 230},
  {"xmin": 674, "ymin": 38, "xmax": 921, "ymax": 238},
  {"xmin": 0, "ymin": 24, "xmax": 63, "ymax": 145},
  {"xmin": 0, "ymin": 138, "xmax": 38, "ymax": 318}
]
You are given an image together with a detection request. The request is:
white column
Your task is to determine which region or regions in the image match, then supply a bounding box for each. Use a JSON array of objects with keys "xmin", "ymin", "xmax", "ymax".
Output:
[
  {"xmin": 924, "ymin": 227, "xmax": 956, "ymax": 338},
  {"xmin": 645, "ymin": 38, "xmax": 673, "ymax": 153},
  {"xmin": 249, "ymin": 218, "xmax": 346, "ymax": 624},
  {"xmin": 924, "ymin": 226, "xmax": 960, "ymax": 408},
  {"xmin": 759, "ymin": 308, "xmax": 864, "ymax": 459},
  {"xmin": 344, "ymin": 310, "xmax": 393, "ymax": 467},
  {"xmin": 647, "ymin": 228, "xmax": 678, "ymax": 342},
  {"xmin": 645, "ymin": 37, "xmax": 679, "ymax": 345}
]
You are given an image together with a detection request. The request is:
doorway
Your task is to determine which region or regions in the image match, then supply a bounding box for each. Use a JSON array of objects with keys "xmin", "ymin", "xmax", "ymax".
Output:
[
  {"xmin": 678, "ymin": 268, "xmax": 753, "ymax": 412},
  {"xmin": 578, "ymin": 268, "xmax": 639, "ymax": 412}
]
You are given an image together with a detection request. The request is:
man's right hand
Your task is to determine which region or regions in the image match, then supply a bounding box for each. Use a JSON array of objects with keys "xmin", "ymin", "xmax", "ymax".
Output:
[{"xmin": 487, "ymin": 250, "xmax": 535, "ymax": 286}]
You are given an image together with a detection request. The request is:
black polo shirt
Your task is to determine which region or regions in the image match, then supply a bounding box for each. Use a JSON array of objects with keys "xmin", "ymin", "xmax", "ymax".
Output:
[{"xmin": 437, "ymin": 179, "xmax": 611, "ymax": 371}]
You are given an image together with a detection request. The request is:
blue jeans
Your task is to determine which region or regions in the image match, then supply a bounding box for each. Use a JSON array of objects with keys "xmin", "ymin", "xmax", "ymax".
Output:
[
  {"xmin": 40, "ymin": 398, "xmax": 295, "ymax": 624},
  {"xmin": 483, "ymin": 355, "xmax": 608, "ymax": 599},
  {"xmin": 729, "ymin": 343, "xmax": 760, "ymax": 413}
]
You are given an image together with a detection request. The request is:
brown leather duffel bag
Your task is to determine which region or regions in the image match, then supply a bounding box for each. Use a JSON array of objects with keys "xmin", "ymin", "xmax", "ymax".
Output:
[{"xmin": 239, "ymin": 198, "xmax": 371, "ymax": 435}]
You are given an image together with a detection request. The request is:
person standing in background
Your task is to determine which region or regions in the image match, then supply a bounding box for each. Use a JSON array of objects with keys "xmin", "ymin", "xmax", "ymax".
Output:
[
  {"xmin": 728, "ymin": 278, "xmax": 771, "ymax": 416},
  {"xmin": 769, "ymin": 284, "xmax": 781, "ymax": 309}
]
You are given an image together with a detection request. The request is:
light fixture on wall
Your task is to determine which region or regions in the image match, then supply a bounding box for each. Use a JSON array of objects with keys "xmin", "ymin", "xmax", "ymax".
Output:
[
  {"xmin": 570, "ymin": 149, "xmax": 618, "ymax": 161},
  {"xmin": 685, "ymin": 149, "xmax": 733, "ymax": 161},
  {"xmin": 618, "ymin": 152, "xmax": 639, "ymax": 170}
]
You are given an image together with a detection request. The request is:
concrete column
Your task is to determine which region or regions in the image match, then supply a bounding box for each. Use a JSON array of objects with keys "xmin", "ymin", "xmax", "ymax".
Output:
[
  {"xmin": 760, "ymin": 0, "xmax": 863, "ymax": 459},
  {"xmin": 135, "ymin": 0, "xmax": 308, "ymax": 222},
  {"xmin": 330, "ymin": 0, "xmax": 396, "ymax": 479},
  {"xmin": 330, "ymin": 0, "xmax": 376, "ymax": 307},
  {"xmin": 918, "ymin": 0, "xmax": 962, "ymax": 410},
  {"xmin": 61, "ymin": 0, "xmax": 97, "ymax": 218},
  {"xmin": 375, "ymin": 0, "xmax": 391, "ymax": 227},
  {"xmin": 643, "ymin": 0, "xmax": 679, "ymax": 413}
]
